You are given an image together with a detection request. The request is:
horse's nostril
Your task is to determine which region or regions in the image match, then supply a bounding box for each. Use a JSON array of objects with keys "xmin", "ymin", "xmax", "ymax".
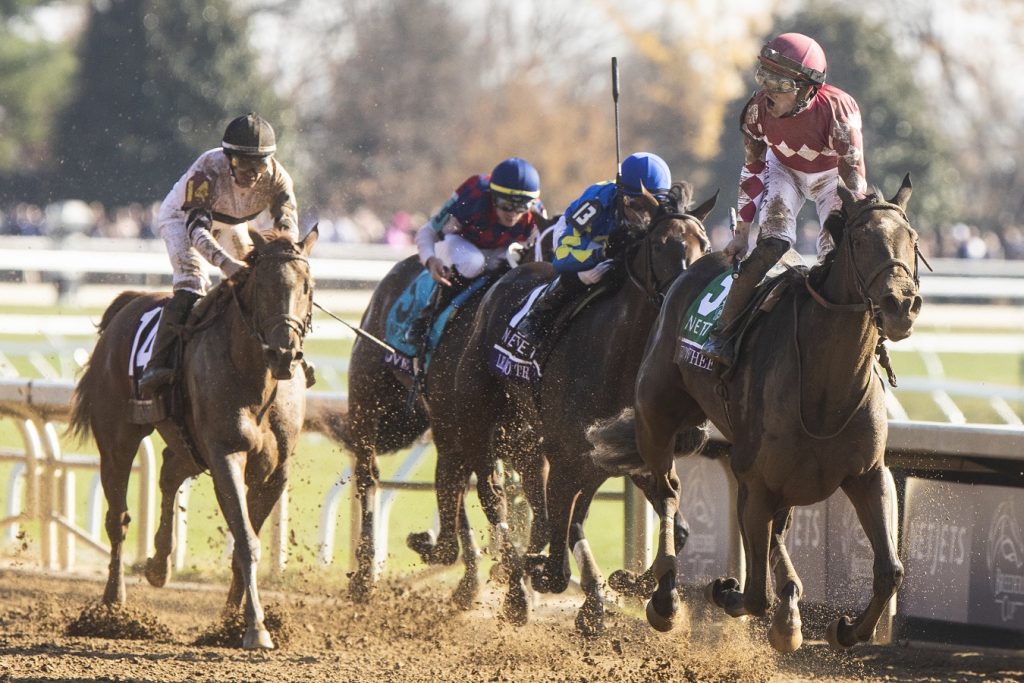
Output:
[{"xmin": 910, "ymin": 296, "xmax": 922, "ymax": 315}]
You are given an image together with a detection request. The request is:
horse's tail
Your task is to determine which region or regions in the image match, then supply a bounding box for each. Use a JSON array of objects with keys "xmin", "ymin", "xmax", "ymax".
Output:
[
  {"xmin": 304, "ymin": 400, "xmax": 354, "ymax": 450},
  {"xmin": 587, "ymin": 408, "xmax": 710, "ymax": 475},
  {"xmin": 68, "ymin": 290, "xmax": 149, "ymax": 445}
]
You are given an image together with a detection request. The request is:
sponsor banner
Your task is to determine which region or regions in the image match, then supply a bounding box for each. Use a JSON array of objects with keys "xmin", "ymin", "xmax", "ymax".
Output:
[{"xmin": 902, "ymin": 479, "xmax": 1024, "ymax": 629}]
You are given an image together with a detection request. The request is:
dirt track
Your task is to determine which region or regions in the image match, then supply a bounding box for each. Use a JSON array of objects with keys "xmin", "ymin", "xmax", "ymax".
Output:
[{"xmin": 1, "ymin": 568, "xmax": 1023, "ymax": 683}]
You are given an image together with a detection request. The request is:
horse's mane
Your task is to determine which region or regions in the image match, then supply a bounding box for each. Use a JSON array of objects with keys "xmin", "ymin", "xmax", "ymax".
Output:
[{"xmin": 95, "ymin": 291, "xmax": 148, "ymax": 335}]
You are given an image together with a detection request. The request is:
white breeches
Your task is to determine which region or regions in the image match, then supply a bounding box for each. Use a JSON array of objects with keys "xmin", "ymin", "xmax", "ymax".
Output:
[
  {"xmin": 757, "ymin": 150, "xmax": 842, "ymax": 260},
  {"xmin": 434, "ymin": 234, "xmax": 507, "ymax": 279},
  {"xmin": 158, "ymin": 219, "xmax": 253, "ymax": 294}
]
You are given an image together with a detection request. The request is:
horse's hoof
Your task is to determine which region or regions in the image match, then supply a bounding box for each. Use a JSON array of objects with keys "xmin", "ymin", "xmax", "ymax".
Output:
[
  {"xmin": 407, "ymin": 530, "xmax": 435, "ymax": 559},
  {"xmin": 768, "ymin": 624, "xmax": 804, "ymax": 653},
  {"xmin": 243, "ymin": 627, "xmax": 274, "ymax": 650},
  {"xmin": 502, "ymin": 583, "xmax": 529, "ymax": 626},
  {"xmin": 348, "ymin": 573, "xmax": 374, "ymax": 604},
  {"xmin": 607, "ymin": 569, "xmax": 637, "ymax": 594},
  {"xmin": 575, "ymin": 603, "xmax": 606, "ymax": 638},
  {"xmin": 452, "ymin": 575, "xmax": 479, "ymax": 611},
  {"xmin": 144, "ymin": 556, "xmax": 171, "ymax": 588},
  {"xmin": 825, "ymin": 615, "xmax": 858, "ymax": 649},
  {"xmin": 489, "ymin": 561, "xmax": 511, "ymax": 585},
  {"xmin": 704, "ymin": 577, "xmax": 740, "ymax": 609},
  {"xmin": 646, "ymin": 596, "xmax": 677, "ymax": 633}
]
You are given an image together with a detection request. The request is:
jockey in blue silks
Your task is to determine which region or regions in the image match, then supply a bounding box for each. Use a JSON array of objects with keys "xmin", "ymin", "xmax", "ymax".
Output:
[{"xmin": 514, "ymin": 152, "xmax": 672, "ymax": 346}]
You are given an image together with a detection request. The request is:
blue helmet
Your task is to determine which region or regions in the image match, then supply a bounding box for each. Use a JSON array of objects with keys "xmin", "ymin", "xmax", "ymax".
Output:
[
  {"xmin": 490, "ymin": 157, "xmax": 541, "ymax": 210},
  {"xmin": 620, "ymin": 152, "xmax": 671, "ymax": 195}
]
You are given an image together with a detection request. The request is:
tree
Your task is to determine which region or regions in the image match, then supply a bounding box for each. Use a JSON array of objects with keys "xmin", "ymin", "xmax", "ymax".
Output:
[
  {"xmin": 0, "ymin": 0, "xmax": 75, "ymax": 201},
  {"xmin": 54, "ymin": 0, "xmax": 282, "ymax": 206}
]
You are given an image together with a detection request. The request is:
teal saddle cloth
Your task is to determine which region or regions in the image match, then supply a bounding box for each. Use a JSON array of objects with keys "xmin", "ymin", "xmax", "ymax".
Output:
[{"xmin": 384, "ymin": 270, "xmax": 487, "ymax": 369}]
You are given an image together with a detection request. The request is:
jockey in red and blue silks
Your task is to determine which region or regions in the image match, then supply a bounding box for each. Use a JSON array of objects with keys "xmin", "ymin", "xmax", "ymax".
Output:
[
  {"xmin": 406, "ymin": 157, "xmax": 544, "ymax": 344},
  {"xmin": 514, "ymin": 152, "xmax": 672, "ymax": 347}
]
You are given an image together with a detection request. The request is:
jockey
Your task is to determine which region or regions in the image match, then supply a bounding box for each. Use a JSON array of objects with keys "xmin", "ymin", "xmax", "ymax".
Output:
[
  {"xmin": 406, "ymin": 157, "xmax": 544, "ymax": 344},
  {"xmin": 703, "ymin": 32, "xmax": 868, "ymax": 367},
  {"xmin": 514, "ymin": 152, "xmax": 672, "ymax": 347},
  {"xmin": 138, "ymin": 112, "xmax": 300, "ymax": 397}
]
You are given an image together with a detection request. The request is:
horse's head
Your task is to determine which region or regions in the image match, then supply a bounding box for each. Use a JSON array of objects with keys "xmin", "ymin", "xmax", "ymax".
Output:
[
  {"xmin": 830, "ymin": 175, "xmax": 924, "ymax": 341},
  {"xmin": 244, "ymin": 226, "xmax": 319, "ymax": 380},
  {"xmin": 622, "ymin": 183, "xmax": 716, "ymax": 302}
]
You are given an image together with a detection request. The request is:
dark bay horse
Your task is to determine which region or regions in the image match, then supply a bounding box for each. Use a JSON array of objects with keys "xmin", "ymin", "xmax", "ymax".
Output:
[
  {"xmin": 417, "ymin": 183, "xmax": 715, "ymax": 633},
  {"xmin": 69, "ymin": 228, "xmax": 318, "ymax": 649},
  {"xmin": 321, "ymin": 226, "xmax": 556, "ymax": 607},
  {"xmin": 590, "ymin": 176, "xmax": 923, "ymax": 651}
]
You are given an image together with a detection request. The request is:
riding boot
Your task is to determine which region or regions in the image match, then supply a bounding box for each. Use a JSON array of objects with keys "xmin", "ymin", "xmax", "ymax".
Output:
[
  {"xmin": 703, "ymin": 237, "xmax": 789, "ymax": 367},
  {"xmin": 514, "ymin": 273, "xmax": 588, "ymax": 348},
  {"xmin": 405, "ymin": 272, "xmax": 469, "ymax": 348},
  {"xmin": 138, "ymin": 289, "xmax": 201, "ymax": 397}
]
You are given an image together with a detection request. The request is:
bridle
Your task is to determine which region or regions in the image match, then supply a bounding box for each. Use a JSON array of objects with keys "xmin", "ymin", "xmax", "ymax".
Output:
[
  {"xmin": 231, "ymin": 248, "xmax": 314, "ymax": 350},
  {"xmin": 805, "ymin": 200, "xmax": 931, "ymax": 324},
  {"xmin": 623, "ymin": 210, "xmax": 709, "ymax": 307}
]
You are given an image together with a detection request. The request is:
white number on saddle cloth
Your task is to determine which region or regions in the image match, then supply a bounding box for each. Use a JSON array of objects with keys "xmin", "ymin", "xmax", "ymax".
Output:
[{"xmin": 129, "ymin": 307, "xmax": 163, "ymax": 378}]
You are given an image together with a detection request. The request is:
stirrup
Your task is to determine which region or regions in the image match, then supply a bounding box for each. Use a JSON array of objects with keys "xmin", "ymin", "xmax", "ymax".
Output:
[
  {"xmin": 702, "ymin": 335, "xmax": 734, "ymax": 367},
  {"xmin": 138, "ymin": 367, "xmax": 173, "ymax": 397}
]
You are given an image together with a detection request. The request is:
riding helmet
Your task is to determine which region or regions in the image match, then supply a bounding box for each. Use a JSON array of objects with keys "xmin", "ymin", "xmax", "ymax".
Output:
[
  {"xmin": 758, "ymin": 33, "xmax": 827, "ymax": 85},
  {"xmin": 222, "ymin": 113, "xmax": 277, "ymax": 157},
  {"xmin": 619, "ymin": 152, "xmax": 671, "ymax": 196},
  {"xmin": 489, "ymin": 157, "xmax": 541, "ymax": 208}
]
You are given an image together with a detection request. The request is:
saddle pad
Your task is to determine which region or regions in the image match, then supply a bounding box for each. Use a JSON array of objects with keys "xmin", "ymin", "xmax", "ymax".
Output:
[
  {"xmin": 677, "ymin": 271, "xmax": 732, "ymax": 373},
  {"xmin": 128, "ymin": 305, "xmax": 165, "ymax": 396},
  {"xmin": 488, "ymin": 284, "xmax": 547, "ymax": 383},
  {"xmin": 382, "ymin": 271, "xmax": 487, "ymax": 374}
]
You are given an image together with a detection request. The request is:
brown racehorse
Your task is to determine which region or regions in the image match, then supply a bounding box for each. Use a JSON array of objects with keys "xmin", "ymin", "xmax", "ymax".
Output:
[
  {"xmin": 69, "ymin": 228, "xmax": 318, "ymax": 649},
  {"xmin": 416, "ymin": 183, "xmax": 715, "ymax": 633},
  {"xmin": 316, "ymin": 224, "xmax": 556, "ymax": 607},
  {"xmin": 589, "ymin": 176, "xmax": 923, "ymax": 651}
]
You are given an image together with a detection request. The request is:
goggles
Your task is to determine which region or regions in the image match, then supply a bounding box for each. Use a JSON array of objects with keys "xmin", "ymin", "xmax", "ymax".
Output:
[
  {"xmin": 493, "ymin": 196, "xmax": 534, "ymax": 213},
  {"xmin": 755, "ymin": 65, "xmax": 800, "ymax": 94}
]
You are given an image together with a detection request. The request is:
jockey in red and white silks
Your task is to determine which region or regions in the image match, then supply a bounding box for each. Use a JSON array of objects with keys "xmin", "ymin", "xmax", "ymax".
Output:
[{"xmin": 738, "ymin": 83, "xmax": 866, "ymax": 260}]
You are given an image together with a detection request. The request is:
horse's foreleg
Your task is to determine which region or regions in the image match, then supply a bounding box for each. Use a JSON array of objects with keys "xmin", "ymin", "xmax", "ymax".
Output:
[
  {"xmin": 706, "ymin": 479, "xmax": 772, "ymax": 619},
  {"xmin": 568, "ymin": 515, "xmax": 607, "ymax": 638},
  {"xmin": 477, "ymin": 469, "xmax": 527, "ymax": 626},
  {"xmin": 209, "ymin": 452, "xmax": 272, "ymax": 650},
  {"xmin": 828, "ymin": 466, "xmax": 903, "ymax": 649},
  {"xmin": 225, "ymin": 460, "xmax": 289, "ymax": 609},
  {"xmin": 408, "ymin": 447, "xmax": 466, "ymax": 567},
  {"xmin": 350, "ymin": 448, "xmax": 380, "ymax": 603},
  {"xmin": 519, "ymin": 451, "xmax": 550, "ymax": 555},
  {"xmin": 451, "ymin": 500, "xmax": 480, "ymax": 610},
  {"xmin": 146, "ymin": 449, "xmax": 202, "ymax": 589},
  {"xmin": 529, "ymin": 462, "xmax": 579, "ymax": 595},
  {"xmin": 768, "ymin": 507, "xmax": 804, "ymax": 653}
]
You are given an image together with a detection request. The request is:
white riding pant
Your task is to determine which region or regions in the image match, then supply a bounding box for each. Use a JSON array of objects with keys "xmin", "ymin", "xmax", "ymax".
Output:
[
  {"xmin": 757, "ymin": 150, "xmax": 842, "ymax": 260},
  {"xmin": 434, "ymin": 234, "xmax": 507, "ymax": 279},
  {"xmin": 158, "ymin": 219, "xmax": 253, "ymax": 295}
]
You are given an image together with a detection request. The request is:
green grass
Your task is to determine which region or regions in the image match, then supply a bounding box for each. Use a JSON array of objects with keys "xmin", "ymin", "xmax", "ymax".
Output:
[{"xmin": 0, "ymin": 303, "xmax": 1020, "ymax": 591}]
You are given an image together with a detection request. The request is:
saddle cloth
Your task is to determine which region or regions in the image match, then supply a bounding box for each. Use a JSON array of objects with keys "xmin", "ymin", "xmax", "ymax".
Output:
[
  {"xmin": 382, "ymin": 270, "xmax": 487, "ymax": 374},
  {"xmin": 488, "ymin": 283, "xmax": 547, "ymax": 384},
  {"xmin": 128, "ymin": 305, "xmax": 165, "ymax": 398}
]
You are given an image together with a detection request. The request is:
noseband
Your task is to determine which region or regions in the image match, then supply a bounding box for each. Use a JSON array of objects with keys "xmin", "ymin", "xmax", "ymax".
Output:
[
  {"xmin": 232, "ymin": 250, "xmax": 313, "ymax": 349},
  {"xmin": 624, "ymin": 211, "xmax": 709, "ymax": 306}
]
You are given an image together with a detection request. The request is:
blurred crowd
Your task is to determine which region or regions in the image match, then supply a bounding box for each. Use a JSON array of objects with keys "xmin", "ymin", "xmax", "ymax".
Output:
[{"xmin": 3, "ymin": 200, "xmax": 1023, "ymax": 260}]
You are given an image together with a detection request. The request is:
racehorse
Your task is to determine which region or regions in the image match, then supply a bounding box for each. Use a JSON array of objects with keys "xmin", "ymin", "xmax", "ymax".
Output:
[
  {"xmin": 318, "ymin": 223, "xmax": 556, "ymax": 607},
  {"xmin": 417, "ymin": 183, "xmax": 715, "ymax": 633},
  {"xmin": 69, "ymin": 228, "xmax": 318, "ymax": 650},
  {"xmin": 589, "ymin": 176, "xmax": 923, "ymax": 650}
]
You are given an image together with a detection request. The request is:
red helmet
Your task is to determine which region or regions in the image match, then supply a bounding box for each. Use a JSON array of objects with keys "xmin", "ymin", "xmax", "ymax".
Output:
[{"xmin": 758, "ymin": 33, "xmax": 827, "ymax": 86}]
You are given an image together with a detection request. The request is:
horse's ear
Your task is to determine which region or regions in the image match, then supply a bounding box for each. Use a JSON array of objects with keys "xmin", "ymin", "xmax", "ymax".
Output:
[
  {"xmin": 669, "ymin": 181, "xmax": 693, "ymax": 210},
  {"xmin": 689, "ymin": 190, "xmax": 719, "ymax": 222},
  {"xmin": 836, "ymin": 179, "xmax": 858, "ymax": 215},
  {"xmin": 824, "ymin": 210, "xmax": 845, "ymax": 246},
  {"xmin": 890, "ymin": 173, "xmax": 912, "ymax": 211},
  {"xmin": 250, "ymin": 228, "xmax": 269, "ymax": 250},
  {"xmin": 300, "ymin": 224, "xmax": 319, "ymax": 256}
]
